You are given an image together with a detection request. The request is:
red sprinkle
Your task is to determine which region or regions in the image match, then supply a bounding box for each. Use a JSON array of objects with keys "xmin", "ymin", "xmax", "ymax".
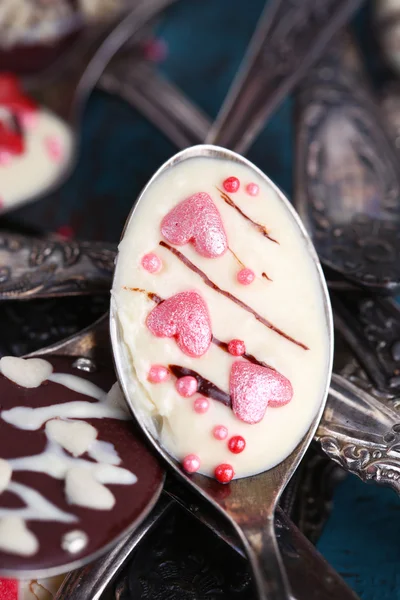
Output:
[
  {"xmin": 142, "ymin": 38, "xmax": 168, "ymax": 63},
  {"xmin": 56, "ymin": 225, "xmax": 74, "ymax": 239},
  {"xmin": 237, "ymin": 268, "xmax": 255, "ymax": 285},
  {"xmin": 215, "ymin": 463, "xmax": 235, "ymax": 483},
  {"xmin": 183, "ymin": 454, "xmax": 200, "ymax": 473},
  {"xmin": 0, "ymin": 72, "xmax": 37, "ymax": 115},
  {"xmin": 228, "ymin": 435, "xmax": 246, "ymax": 454},
  {"xmin": 0, "ymin": 121, "xmax": 23, "ymax": 156},
  {"xmin": 193, "ymin": 396, "xmax": 209, "ymax": 414},
  {"xmin": 213, "ymin": 425, "xmax": 228, "ymax": 440},
  {"xmin": 223, "ymin": 176, "xmax": 240, "ymax": 193},
  {"xmin": 148, "ymin": 365, "xmax": 170, "ymax": 384},
  {"xmin": 176, "ymin": 375, "xmax": 198, "ymax": 397},
  {"xmin": 0, "ymin": 577, "xmax": 18, "ymax": 600},
  {"xmin": 246, "ymin": 182, "xmax": 259, "ymax": 196},
  {"xmin": 228, "ymin": 339, "xmax": 246, "ymax": 356},
  {"xmin": 0, "ymin": 151, "xmax": 11, "ymax": 166},
  {"xmin": 141, "ymin": 252, "xmax": 162, "ymax": 273}
]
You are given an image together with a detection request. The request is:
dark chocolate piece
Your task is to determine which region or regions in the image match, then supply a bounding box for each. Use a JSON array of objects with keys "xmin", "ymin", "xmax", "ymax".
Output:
[{"xmin": 0, "ymin": 356, "xmax": 163, "ymax": 574}]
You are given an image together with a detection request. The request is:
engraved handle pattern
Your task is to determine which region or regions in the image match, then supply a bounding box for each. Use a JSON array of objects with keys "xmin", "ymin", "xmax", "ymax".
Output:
[
  {"xmin": 317, "ymin": 374, "xmax": 400, "ymax": 495},
  {"xmin": 0, "ymin": 233, "xmax": 116, "ymax": 299}
]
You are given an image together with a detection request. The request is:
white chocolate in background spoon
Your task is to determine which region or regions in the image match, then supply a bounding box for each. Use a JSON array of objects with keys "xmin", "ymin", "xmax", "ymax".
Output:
[
  {"xmin": 112, "ymin": 151, "xmax": 331, "ymax": 480},
  {"xmin": 0, "ymin": 108, "xmax": 73, "ymax": 214}
]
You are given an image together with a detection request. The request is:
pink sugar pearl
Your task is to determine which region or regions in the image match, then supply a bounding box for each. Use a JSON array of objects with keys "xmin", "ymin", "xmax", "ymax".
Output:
[
  {"xmin": 21, "ymin": 110, "xmax": 38, "ymax": 130},
  {"xmin": 237, "ymin": 268, "xmax": 255, "ymax": 285},
  {"xmin": 183, "ymin": 454, "xmax": 200, "ymax": 473},
  {"xmin": 194, "ymin": 396, "xmax": 209, "ymax": 414},
  {"xmin": 0, "ymin": 151, "xmax": 12, "ymax": 166},
  {"xmin": 176, "ymin": 375, "xmax": 198, "ymax": 397},
  {"xmin": 213, "ymin": 425, "xmax": 228, "ymax": 440},
  {"xmin": 223, "ymin": 176, "xmax": 240, "ymax": 193},
  {"xmin": 141, "ymin": 252, "xmax": 162, "ymax": 273},
  {"xmin": 246, "ymin": 182, "xmax": 259, "ymax": 196},
  {"xmin": 45, "ymin": 136, "xmax": 63, "ymax": 162},
  {"xmin": 228, "ymin": 339, "xmax": 246, "ymax": 356},
  {"xmin": 148, "ymin": 365, "xmax": 170, "ymax": 383}
]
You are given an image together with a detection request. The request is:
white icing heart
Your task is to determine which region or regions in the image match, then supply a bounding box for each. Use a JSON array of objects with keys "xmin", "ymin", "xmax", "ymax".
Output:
[
  {"xmin": 0, "ymin": 516, "xmax": 38, "ymax": 556},
  {"xmin": 0, "ymin": 356, "xmax": 53, "ymax": 388},
  {"xmin": 65, "ymin": 467, "xmax": 115, "ymax": 510},
  {"xmin": 0, "ymin": 459, "xmax": 12, "ymax": 494},
  {"xmin": 46, "ymin": 419, "xmax": 97, "ymax": 457}
]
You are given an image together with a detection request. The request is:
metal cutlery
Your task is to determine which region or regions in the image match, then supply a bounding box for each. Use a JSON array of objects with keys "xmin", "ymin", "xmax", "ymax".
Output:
[
  {"xmin": 110, "ymin": 144, "xmax": 334, "ymax": 600},
  {"xmin": 205, "ymin": 0, "xmax": 364, "ymax": 153},
  {"xmin": 295, "ymin": 32, "xmax": 400, "ymax": 293},
  {"xmin": 2, "ymin": 0, "xmax": 179, "ymax": 215}
]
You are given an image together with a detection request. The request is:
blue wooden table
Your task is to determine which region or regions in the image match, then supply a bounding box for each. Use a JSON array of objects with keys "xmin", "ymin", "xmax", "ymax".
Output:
[{"xmin": 5, "ymin": 2, "xmax": 400, "ymax": 597}]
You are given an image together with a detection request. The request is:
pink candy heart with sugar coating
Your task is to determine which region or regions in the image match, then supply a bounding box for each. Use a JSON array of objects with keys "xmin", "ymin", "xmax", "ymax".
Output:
[
  {"xmin": 146, "ymin": 291, "xmax": 212, "ymax": 357},
  {"xmin": 230, "ymin": 361, "xmax": 293, "ymax": 424},
  {"xmin": 161, "ymin": 192, "xmax": 228, "ymax": 258}
]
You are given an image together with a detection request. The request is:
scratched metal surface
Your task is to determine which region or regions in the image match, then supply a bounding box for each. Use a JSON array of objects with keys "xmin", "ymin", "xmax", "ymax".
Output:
[{"xmin": 0, "ymin": 1, "xmax": 399, "ymax": 599}]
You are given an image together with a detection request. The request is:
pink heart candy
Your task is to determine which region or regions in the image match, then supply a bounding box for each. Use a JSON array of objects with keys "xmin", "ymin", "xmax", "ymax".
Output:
[
  {"xmin": 161, "ymin": 192, "xmax": 228, "ymax": 258},
  {"xmin": 146, "ymin": 291, "xmax": 212, "ymax": 357},
  {"xmin": 230, "ymin": 361, "xmax": 293, "ymax": 424}
]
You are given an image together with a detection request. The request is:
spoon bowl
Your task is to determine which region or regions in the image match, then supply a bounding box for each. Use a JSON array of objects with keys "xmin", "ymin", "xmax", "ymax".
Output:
[
  {"xmin": 0, "ymin": 315, "xmax": 164, "ymax": 579},
  {"xmin": 110, "ymin": 144, "xmax": 334, "ymax": 600}
]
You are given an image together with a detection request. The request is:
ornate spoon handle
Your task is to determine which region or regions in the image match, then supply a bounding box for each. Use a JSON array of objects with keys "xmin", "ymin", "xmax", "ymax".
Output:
[
  {"xmin": 0, "ymin": 232, "xmax": 116, "ymax": 299},
  {"xmin": 56, "ymin": 487, "xmax": 359, "ymax": 600},
  {"xmin": 318, "ymin": 373, "xmax": 400, "ymax": 495},
  {"xmin": 206, "ymin": 0, "xmax": 364, "ymax": 152}
]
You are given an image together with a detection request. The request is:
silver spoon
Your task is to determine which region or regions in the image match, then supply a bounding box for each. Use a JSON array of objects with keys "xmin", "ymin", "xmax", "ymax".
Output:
[
  {"xmin": 0, "ymin": 313, "xmax": 165, "ymax": 579},
  {"xmin": 2, "ymin": 0, "xmax": 178, "ymax": 215},
  {"xmin": 56, "ymin": 481, "xmax": 360, "ymax": 600},
  {"xmin": 205, "ymin": 0, "xmax": 364, "ymax": 153},
  {"xmin": 110, "ymin": 144, "xmax": 334, "ymax": 600},
  {"xmin": 294, "ymin": 32, "xmax": 400, "ymax": 294}
]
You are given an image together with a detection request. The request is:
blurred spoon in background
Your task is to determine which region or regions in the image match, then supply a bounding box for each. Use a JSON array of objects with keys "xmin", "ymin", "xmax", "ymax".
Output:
[
  {"xmin": 0, "ymin": 0, "xmax": 178, "ymax": 216},
  {"xmin": 295, "ymin": 32, "xmax": 400, "ymax": 294}
]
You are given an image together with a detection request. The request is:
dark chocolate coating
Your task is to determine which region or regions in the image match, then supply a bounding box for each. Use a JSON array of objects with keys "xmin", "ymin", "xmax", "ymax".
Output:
[{"xmin": 0, "ymin": 356, "xmax": 164, "ymax": 574}]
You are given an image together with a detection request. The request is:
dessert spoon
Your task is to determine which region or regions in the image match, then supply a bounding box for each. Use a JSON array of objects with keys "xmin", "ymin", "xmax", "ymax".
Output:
[
  {"xmin": 294, "ymin": 32, "xmax": 400, "ymax": 294},
  {"xmin": 2, "ymin": 0, "xmax": 178, "ymax": 215},
  {"xmin": 20, "ymin": 312, "xmax": 354, "ymax": 600},
  {"xmin": 110, "ymin": 144, "xmax": 334, "ymax": 600},
  {"xmin": 205, "ymin": 0, "xmax": 364, "ymax": 153},
  {"xmin": 0, "ymin": 316, "xmax": 164, "ymax": 579}
]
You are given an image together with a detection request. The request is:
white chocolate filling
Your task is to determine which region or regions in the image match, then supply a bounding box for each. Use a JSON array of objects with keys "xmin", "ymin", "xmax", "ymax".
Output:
[
  {"xmin": 113, "ymin": 155, "xmax": 331, "ymax": 479},
  {"xmin": 0, "ymin": 108, "xmax": 73, "ymax": 212}
]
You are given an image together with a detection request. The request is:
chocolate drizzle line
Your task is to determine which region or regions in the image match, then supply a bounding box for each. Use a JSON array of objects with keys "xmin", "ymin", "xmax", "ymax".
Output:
[
  {"xmin": 216, "ymin": 187, "xmax": 279, "ymax": 244},
  {"xmin": 123, "ymin": 286, "xmax": 163, "ymax": 304},
  {"xmin": 159, "ymin": 241, "xmax": 309, "ymax": 351},
  {"xmin": 211, "ymin": 336, "xmax": 275, "ymax": 370},
  {"xmin": 124, "ymin": 287, "xmax": 282, "ymax": 364},
  {"xmin": 262, "ymin": 272, "xmax": 273, "ymax": 282},
  {"xmin": 168, "ymin": 365, "xmax": 231, "ymax": 407}
]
